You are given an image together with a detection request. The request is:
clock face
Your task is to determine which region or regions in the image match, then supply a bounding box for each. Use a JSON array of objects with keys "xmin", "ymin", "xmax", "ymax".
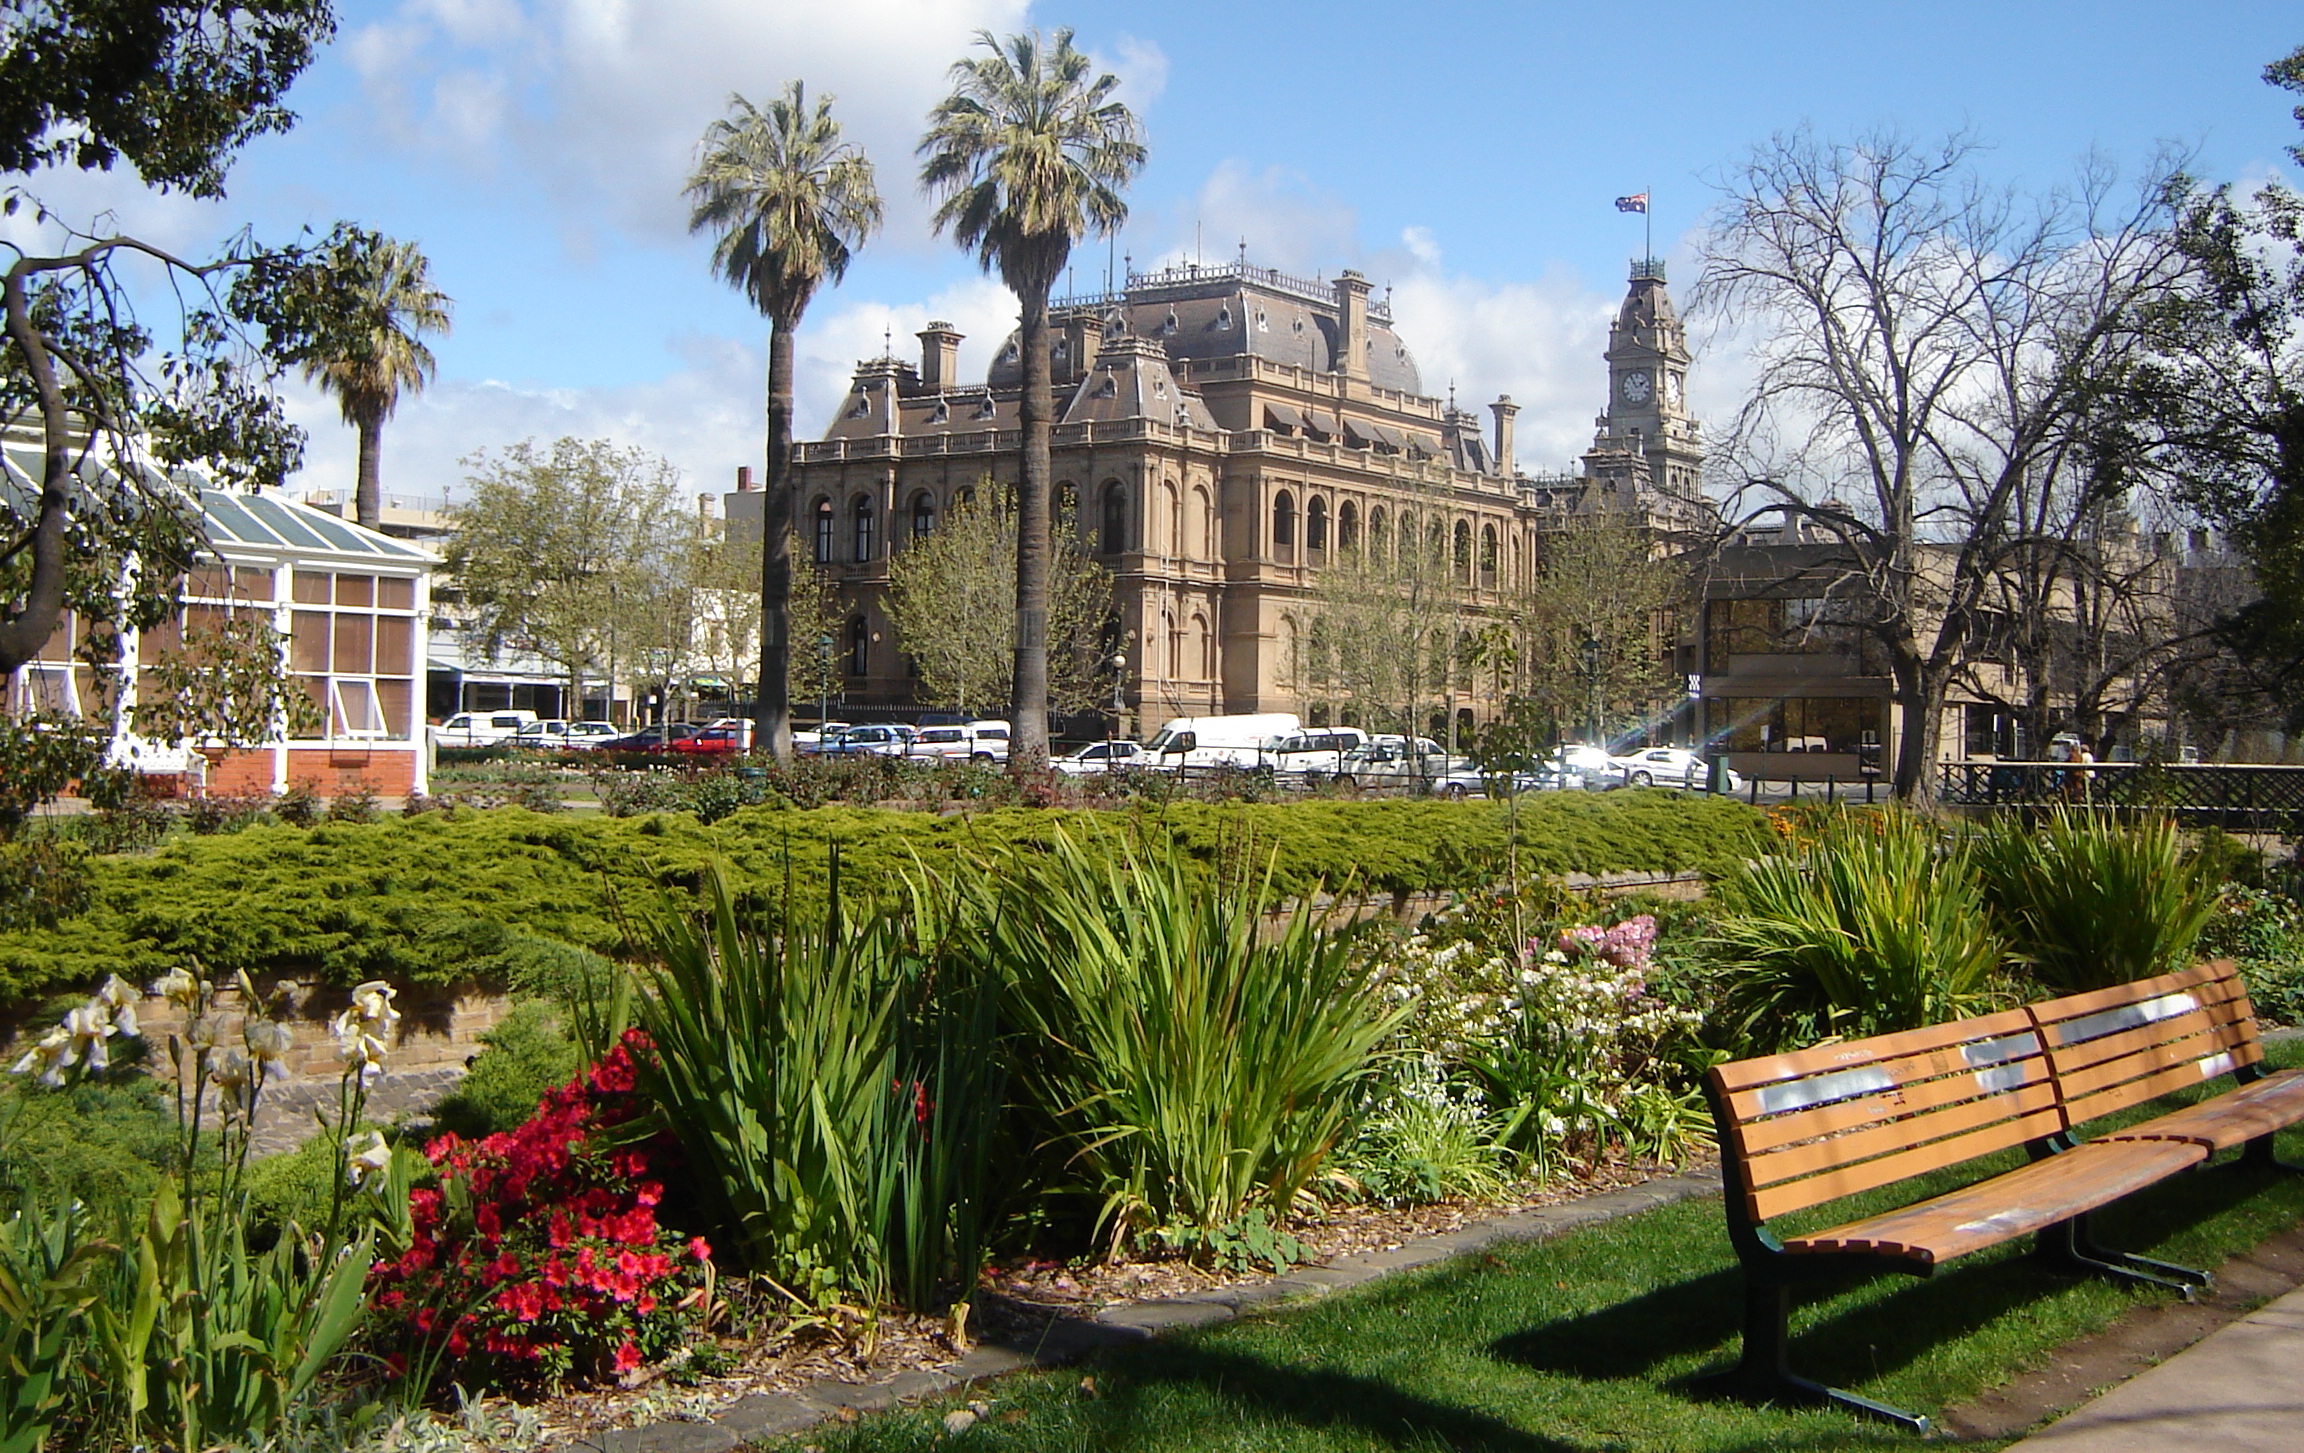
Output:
[{"xmin": 1621, "ymin": 370, "xmax": 1653, "ymax": 404}]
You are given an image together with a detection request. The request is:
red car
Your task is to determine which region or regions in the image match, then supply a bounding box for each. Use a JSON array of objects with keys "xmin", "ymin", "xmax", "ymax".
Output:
[{"xmin": 669, "ymin": 725, "xmax": 746, "ymax": 756}]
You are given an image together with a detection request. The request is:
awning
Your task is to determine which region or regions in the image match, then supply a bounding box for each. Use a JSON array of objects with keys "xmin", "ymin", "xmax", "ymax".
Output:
[
  {"xmin": 1368, "ymin": 423, "xmax": 1408, "ymax": 451},
  {"xmin": 1262, "ymin": 402, "xmax": 1304, "ymax": 432},
  {"xmin": 1342, "ymin": 417, "xmax": 1380, "ymax": 448},
  {"xmin": 1300, "ymin": 411, "xmax": 1337, "ymax": 441}
]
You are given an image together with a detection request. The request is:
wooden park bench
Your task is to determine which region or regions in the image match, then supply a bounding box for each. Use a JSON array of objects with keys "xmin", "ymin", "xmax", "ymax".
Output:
[
  {"xmin": 2032, "ymin": 960, "xmax": 2304, "ymax": 1172},
  {"xmin": 1704, "ymin": 959, "xmax": 2304, "ymax": 1431}
]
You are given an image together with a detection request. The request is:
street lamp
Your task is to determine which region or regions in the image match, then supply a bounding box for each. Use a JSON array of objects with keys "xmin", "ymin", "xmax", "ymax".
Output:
[{"xmin": 1106, "ymin": 651, "xmax": 1129, "ymax": 751}]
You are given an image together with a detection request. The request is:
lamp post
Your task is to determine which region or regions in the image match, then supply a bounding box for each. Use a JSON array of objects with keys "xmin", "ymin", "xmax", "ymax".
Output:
[
  {"xmin": 817, "ymin": 633, "xmax": 834, "ymax": 738},
  {"xmin": 1107, "ymin": 651, "xmax": 1128, "ymax": 750},
  {"xmin": 1580, "ymin": 633, "xmax": 1602, "ymax": 747}
]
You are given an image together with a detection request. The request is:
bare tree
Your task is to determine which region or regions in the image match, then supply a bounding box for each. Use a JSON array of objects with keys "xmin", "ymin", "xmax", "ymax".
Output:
[{"xmin": 1694, "ymin": 130, "xmax": 2191, "ymax": 799}]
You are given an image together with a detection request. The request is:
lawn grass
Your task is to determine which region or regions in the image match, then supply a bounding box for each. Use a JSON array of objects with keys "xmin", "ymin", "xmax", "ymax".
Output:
[{"xmin": 806, "ymin": 1041, "xmax": 2304, "ymax": 1453}]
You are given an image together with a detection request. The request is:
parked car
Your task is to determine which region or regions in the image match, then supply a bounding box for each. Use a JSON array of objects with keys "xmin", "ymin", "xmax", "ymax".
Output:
[
  {"xmin": 1609, "ymin": 745, "xmax": 1742, "ymax": 792},
  {"xmin": 792, "ymin": 722, "xmax": 852, "ymax": 754},
  {"xmin": 602, "ymin": 722, "xmax": 698, "ymax": 753},
  {"xmin": 1051, "ymin": 739, "xmax": 1148, "ymax": 775},
  {"xmin": 1551, "ymin": 743, "xmax": 1629, "ymax": 789},
  {"xmin": 908, "ymin": 720, "xmax": 1010, "ymax": 762},
  {"xmin": 1267, "ymin": 727, "xmax": 1369, "ymax": 779},
  {"xmin": 1141, "ymin": 713, "xmax": 1303, "ymax": 770},
  {"xmin": 669, "ymin": 724, "xmax": 749, "ymax": 757},
  {"xmin": 1331, "ymin": 738, "xmax": 1450, "ymax": 789},
  {"xmin": 564, "ymin": 721, "xmax": 621, "ymax": 748},
  {"xmin": 822, "ymin": 723, "xmax": 916, "ymax": 758},
  {"xmin": 431, "ymin": 710, "xmax": 540, "ymax": 747},
  {"xmin": 509, "ymin": 718, "xmax": 620, "ymax": 751},
  {"xmin": 1433, "ymin": 762, "xmax": 1555, "ymax": 799}
]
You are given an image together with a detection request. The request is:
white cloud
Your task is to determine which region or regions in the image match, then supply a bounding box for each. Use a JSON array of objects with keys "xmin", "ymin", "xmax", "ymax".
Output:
[
  {"xmin": 792, "ymin": 274, "xmax": 1020, "ymax": 428},
  {"xmin": 346, "ymin": 0, "xmax": 1034, "ymax": 251}
]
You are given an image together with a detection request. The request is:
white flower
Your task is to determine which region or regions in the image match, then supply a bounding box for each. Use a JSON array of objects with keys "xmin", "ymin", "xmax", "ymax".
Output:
[
  {"xmin": 95, "ymin": 975, "xmax": 142, "ymax": 1039},
  {"xmin": 345, "ymin": 1130, "xmax": 392, "ymax": 1190},
  {"xmin": 348, "ymin": 981, "xmax": 400, "ymax": 1038},
  {"xmin": 62, "ymin": 1002, "xmax": 119, "ymax": 1074},
  {"xmin": 11, "ymin": 1026, "xmax": 74, "ymax": 1087},
  {"xmin": 150, "ymin": 967, "xmax": 203, "ymax": 1008},
  {"xmin": 212, "ymin": 1050, "xmax": 256, "ymax": 1120},
  {"xmin": 185, "ymin": 1015, "xmax": 222, "ymax": 1052},
  {"xmin": 332, "ymin": 1009, "xmax": 386, "ymax": 1085},
  {"xmin": 243, "ymin": 1018, "xmax": 293, "ymax": 1065}
]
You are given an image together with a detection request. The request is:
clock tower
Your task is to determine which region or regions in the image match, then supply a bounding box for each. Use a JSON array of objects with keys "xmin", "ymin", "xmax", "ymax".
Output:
[{"xmin": 1583, "ymin": 259, "xmax": 1705, "ymax": 515}]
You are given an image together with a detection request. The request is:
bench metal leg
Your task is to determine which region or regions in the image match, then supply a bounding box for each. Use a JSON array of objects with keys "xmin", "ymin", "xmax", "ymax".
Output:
[
  {"xmin": 2034, "ymin": 1217, "xmax": 2210, "ymax": 1299},
  {"xmin": 1701, "ymin": 1280, "xmax": 1931, "ymax": 1433},
  {"xmin": 2241, "ymin": 1133, "xmax": 2304, "ymax": 1175}
]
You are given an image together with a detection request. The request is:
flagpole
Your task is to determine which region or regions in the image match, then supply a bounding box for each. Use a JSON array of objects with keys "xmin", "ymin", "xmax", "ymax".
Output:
[{"xmin": 1645, "ymin": 185, "xmax": 1652, "ymax": 268}]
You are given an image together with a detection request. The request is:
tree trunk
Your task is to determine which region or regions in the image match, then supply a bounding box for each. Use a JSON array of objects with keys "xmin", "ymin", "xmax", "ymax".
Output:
[
  {"xmin": 355, "ymin": 414, "xmax": 384, "ymax": 533},
  {"xmin": 0, "ymin": 270, "xmax": 73, "ymax": 677},
  {"xmin": 1008, "ymin": 288, "xmax": 1054, "ymax": 768},
  {"xmin": 1888, "ymin": 640, "xmax": 1949, "ymax": 805},
  {"xmin": 760, "ymin": 316, "xmax": 798, "ymax": 760}
]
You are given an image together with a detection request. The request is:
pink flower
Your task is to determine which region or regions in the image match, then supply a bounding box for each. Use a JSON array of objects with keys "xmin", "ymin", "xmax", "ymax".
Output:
[{"xmin": 614, "ymin": 1339, "xmax": 641, "ymax": 1373}]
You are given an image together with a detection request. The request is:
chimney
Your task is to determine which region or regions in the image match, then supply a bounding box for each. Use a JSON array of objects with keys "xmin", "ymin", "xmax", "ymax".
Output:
[
  {"xmin": 735, "ymin": 465, "xmax": 756, "ymax": 492},
  {"xmin": 698, "ymin": 493, "xmax": 716, "ymax": 520},
  {"xmin": 917, "ymin": 321, "xmax": 962, "ymax": 392},
  {"xmin": 1332, "ymin": 270, "xmax": 1371, "ymax": 381},
  {"xmin": 1489, "ymin": 395, "xmax": 1518, "ymax": 479}
]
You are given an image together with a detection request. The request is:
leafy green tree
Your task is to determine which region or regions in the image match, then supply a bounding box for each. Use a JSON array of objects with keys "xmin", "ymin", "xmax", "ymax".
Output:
[
  {"xmin": 919, "ymin": 28, "xmax": 1144, "ymax": 767},
  {"xmin": 687, "ymin": 82, "xmax": 881, "ymax": 759},
  {"xmin": 446, "ymin": 438, "xmax": 683, "ymax": 717},
  {"xmin": 295, "ymin": 232, "xmax": 451, "ymax": 532},
  {"xmin": 131, "ymin": 609, "xmax": 322, "ymax": 749},
  {"xmin": 881, "ymin": 481, "xmax": 1111, "ymax": 718},
  {"xmin": 2145, "ymin": 47, "xmax": 2304, "ymax": 727},
  {"xmin": 1, "ymin": 0, "xmax": 349, "ymax": 680},
  {"xmin": 0, "ymin": 0, "xmax": 335, "ymax": 196}
]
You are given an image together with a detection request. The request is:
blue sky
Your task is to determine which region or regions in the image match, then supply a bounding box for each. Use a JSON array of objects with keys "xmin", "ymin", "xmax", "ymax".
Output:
[{"xmin": 11, "ymin": 0, "xmax": 2300, "ymax": 503}]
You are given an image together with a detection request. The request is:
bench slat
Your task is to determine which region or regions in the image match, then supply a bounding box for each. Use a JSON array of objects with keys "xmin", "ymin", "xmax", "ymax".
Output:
[
  {"xmin": 1747, "ymin": 1104, "xmax": 2067, "ymax": 1222},
  {"xmin": 2102, "ymin": 1067, "xmax": 2304, "ymax": 1151},
  {"xmin": 2040, "ymin": 1004, "xmax": 2250, "ymax": 1080},
  {"xmin": 1731, "ymin": 1053, "xmax": 2052, "ymax": 1159},
  {"xmin": 1779, "ymin": 1139, "xmax": 2205, "ymax": 1266},
  {"xmin": 2026, "ymin": 961, "xmax": 2231, "ymax": 1025},
  {"xmin": 1723, "ymin": 1030, "xmax": 2045, "ymax": 1132},
  {"xmin": 2053, "ymin": 1019, "xmax": 2257, "ymax": 1103},
  {"xmin": 1712, "ymin": 1008, "xmax": 2038, "ymax": 1095},
  {"xmin": 1742, "ymin": 1079, "xmax": 2063, "ymax": 1191}
]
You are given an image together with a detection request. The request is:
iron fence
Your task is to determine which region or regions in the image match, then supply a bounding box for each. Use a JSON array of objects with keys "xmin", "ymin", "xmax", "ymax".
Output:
[{"xmin": 1938, "ymin": 759, "xmax": 2304, "ymax": 830}]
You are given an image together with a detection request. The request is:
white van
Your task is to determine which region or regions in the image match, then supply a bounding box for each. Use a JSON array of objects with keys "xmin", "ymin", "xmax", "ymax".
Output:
[
  {"xmin": 1142, "ymin": 713, "xmax": 1302, "ymax": 770},
  {"xmin": 909, "ymin": 719, "xmax": 1011, "ymax": 763},
  {"xmin": 1268, "ymin": 726, "xmax": 1369, "ymax": 779},
  {"xmin": 431, "ymin": 709, "xmax": 539, "ymax": 747}
]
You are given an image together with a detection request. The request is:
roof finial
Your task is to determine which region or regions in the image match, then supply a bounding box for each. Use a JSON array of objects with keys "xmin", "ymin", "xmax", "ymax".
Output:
[
  {"xmin": 883, "ymin": 324, "xmax": 892, "ymax": 360},
  {"xmin": 1448, "ymin": 379, "xmax": 1457, "ymax": 410}
]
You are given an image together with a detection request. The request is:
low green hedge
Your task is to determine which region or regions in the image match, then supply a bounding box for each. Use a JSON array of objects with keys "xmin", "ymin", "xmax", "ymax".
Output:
[{"xmin": 0, "ymin": 791, "xmax": 1767, "ymax": 1004}]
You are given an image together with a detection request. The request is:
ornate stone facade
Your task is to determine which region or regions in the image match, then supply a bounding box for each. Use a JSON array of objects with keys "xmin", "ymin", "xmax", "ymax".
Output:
[{"xmin": 762, "ymin": 257, "xmax": 1706, "ymax": 731}]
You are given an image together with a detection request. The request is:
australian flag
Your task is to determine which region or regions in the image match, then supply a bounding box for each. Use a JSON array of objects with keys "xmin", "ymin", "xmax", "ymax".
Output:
[{"xmin": 1615, "ymin": 193, "xmax": 1649, "ymax": 214}]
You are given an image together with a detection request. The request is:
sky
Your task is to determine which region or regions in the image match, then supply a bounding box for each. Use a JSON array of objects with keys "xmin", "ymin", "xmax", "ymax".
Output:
[{"xmin": 9, "ymin": 0, "xmax": 2302, "ymax": 507}]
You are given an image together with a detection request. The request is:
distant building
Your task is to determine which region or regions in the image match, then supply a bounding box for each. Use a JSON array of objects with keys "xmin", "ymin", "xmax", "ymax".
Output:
[
  {"xmin": 751, "ymin": 255, "xmax": 1707, "ymax": 734},
  {"xmin": 3, "ymin": 422, "xmax": 437, "ymax": 796}
]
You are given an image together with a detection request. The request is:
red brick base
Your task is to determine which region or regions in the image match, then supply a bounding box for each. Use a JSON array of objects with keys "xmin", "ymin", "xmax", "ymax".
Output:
[{"xmin": 199, "ymin": 747, "xmax": 419, "ymax": 797}]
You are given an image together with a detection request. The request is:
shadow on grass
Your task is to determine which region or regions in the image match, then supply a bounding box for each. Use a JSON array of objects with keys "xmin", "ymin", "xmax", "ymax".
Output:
[
  {"xmin": 1490, "ymin": 1161, "xmax": 2284, "ymax": 1397},
  {"xmin": 1089, "ymin": 1339, "xmax": 1586, "ymax": 1453}
]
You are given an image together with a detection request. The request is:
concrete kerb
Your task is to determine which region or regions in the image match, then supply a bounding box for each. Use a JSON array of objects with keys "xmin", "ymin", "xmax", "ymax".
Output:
[{"xmin": 550, "ymin": 1167, "xmax": 1722, "ymax": 1452}]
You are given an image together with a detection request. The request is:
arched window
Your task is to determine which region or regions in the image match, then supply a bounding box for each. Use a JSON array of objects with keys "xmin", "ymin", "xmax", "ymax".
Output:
[
  {"xmin": 1427, "ymin": 519, "xmax": 1445, "ymax": 569},
  {"xmin": 846, "ymin": 616, "xmax": 870, "ymax": 677},
  {"xmin": 1193, "ymin": 485, "xmax": 1214, "ymax": 559},
  {"xmin": 910, "ymin": 492, "xmax": 935, "ymax": 543},
  {"xmin": 1100, "ymin": 482, "xmax": 1127, "ymax": 555},
  {"xmin": 1337, "ymin": 500, "xmax": 1358, "ymax": 553},
  {"xmin": 1162, "ymin": 481, "xmax": 1180, "ymax": 555},
  {"xmin": 1367, "ymin": 507, "xmax": 1387, "ymax": 562},
  {"xmin": 852, "ymin": 496, "xmax": 877, "ymax": 563},
  {"xmin": 812, "ymin": 497, "xmax": 835, "ymax": 563},
  {"xmin": 1453, "ymin": 520, "xmax": 1472, "ymax": 582},
  {"xmin": 1190, "ymin": 613, "xmax": 1213, "ymax": 680},
  {"xmin": 1272, "ymin": 490, "xmax": 1296, "ymax": 550},
  {"xmin": 1480, "ymin": 524, "xmax": 1499, "ymax": 585},
  {"xmin": 1162, "ymin": 611, "xmax": 1178, "ymax": 678},
  {"xmin": 1400, "ymin": 513, "xmax": 1418, "ymax": 564},
  {"xmin": 1307, "ymin": 497, "xmax": 1329, "ymax": 554}
]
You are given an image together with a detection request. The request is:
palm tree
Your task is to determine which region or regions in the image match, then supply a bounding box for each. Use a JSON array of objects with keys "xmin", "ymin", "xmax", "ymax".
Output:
[
  {"xmin": 303, "ymin": 235, "xmax": 452, "ymax": 533},
  {"xmin": 687, "ymin": 82, "xmax": 881, "ymax": 761},
  {"xmin": 919, "ymin": 29, "xmax": 1145, "ymax": 766}
]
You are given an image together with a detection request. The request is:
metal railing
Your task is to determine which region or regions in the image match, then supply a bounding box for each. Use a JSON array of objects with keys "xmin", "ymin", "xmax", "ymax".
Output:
[{"xmin": 1938, "ymin": 759, "xmax": 2304, "ymax": 830}]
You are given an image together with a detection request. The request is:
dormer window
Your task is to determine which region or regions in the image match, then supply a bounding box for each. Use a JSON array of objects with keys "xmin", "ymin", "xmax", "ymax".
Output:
[
  {"xmin": 1293, "ymin": 315, "xmax": 1305, "ymax": 334},
  {"xmin": 1154, "ymin": 377, "xmax": 1167, "ymax": 398},
  {"xmin": 1255, "ymin": 309, "xmax": 1268, "ymax": 331},
  {"xmin": 1002, "ymin": 342, "xmax": 1020, "ymax": 363},
  {"xmin": 1216, "ymin": 305, "xmax": 1233, "ymax": 331},
  {"xmin": 1162, "ymin": 311, "xmax": 1179, "ymax": 336},
  {"xmin": 974, "ymin": 395, "xmax": 997, "ymax": 419},
  {"xmin": 928, "ymin": 399, "xmax": 949, "ymax": 424},
  {"xmin": 1094, "ymin": 371, "xmax": 1119, "ymax": 398},
  {"xmin": 847, "ymin": 396, "xmax": 871, "ymax": 419},
  {"xmin": 1053, "ymin": 339, "xmax": 1068, "ymax": 362}
]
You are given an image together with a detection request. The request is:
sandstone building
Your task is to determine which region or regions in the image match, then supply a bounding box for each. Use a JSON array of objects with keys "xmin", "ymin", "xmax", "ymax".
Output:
[{"xmin": 747, "ymin": 256, "xmax": 1706, "ymax": 735}]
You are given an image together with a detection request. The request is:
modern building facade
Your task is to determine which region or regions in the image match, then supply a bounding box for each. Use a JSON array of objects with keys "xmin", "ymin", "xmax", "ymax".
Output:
[{"xmin": 763, "ymin": 256, "xmax": 1707, "ymax": 734}]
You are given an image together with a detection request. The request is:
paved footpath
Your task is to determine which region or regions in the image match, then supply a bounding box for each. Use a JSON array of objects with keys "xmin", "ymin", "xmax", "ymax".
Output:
[{"xmin": 2008, "ymin": 1283, "xmax": 2304, "ymax": 1451}]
